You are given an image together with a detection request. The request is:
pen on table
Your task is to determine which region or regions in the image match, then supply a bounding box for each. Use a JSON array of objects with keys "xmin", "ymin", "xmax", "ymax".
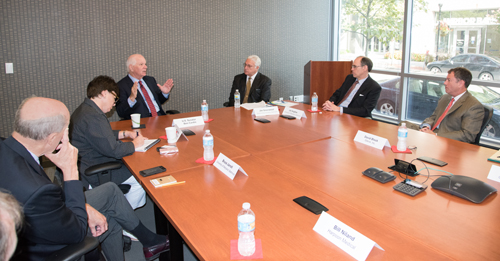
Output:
[{"xmin": 136, "ymin": 131, "xmax": 139, "ymax": 137}]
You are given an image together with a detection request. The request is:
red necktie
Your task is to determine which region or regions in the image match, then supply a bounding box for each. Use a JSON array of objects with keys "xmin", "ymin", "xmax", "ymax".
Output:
[
  {"xmin": 138, "ymin": 81, "xmax": 158, "ymax": 117},
  {"xmin": 338, "ymin": 80, "xmax": 359, "ymax": 105},
  {"xmin": 432, "ymin": 98, "xmax": 455, "ymax": 131}
]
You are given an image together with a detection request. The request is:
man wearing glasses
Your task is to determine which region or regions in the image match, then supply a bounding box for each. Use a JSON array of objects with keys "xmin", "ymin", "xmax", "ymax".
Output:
[
  {"xmin": 70, "ymin": 76, "xmax": 146, "ymax": 210},
  {"xmin": 322, "ymin": 56, "xmax": 381, "ymax": 118},
  {"xmin": 227, "ymin": 55, "xmax": 272, "ymax": 106}
]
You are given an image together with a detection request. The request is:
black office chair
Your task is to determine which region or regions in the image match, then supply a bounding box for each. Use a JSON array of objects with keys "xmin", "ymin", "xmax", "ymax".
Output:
[
  {"xmin": 223, "ymin": 102, "xmax": 230, "ymax": 107},
  {"xmin": 165, "ymin": 110, "xmax": 180, "ymax": 114},
  {"xmin": 83, "ymin": 161, "xmax": 131, "ymax": 194},
  {"xmin": 47, "ymin": 236, "xmax": 100, "ymax": 261},
  {"xmin": 474, "ymin": 105, "xmax": 493, "ymax": 145}
]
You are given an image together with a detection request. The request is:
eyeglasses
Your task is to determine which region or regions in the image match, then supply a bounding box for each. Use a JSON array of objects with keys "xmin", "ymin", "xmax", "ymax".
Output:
[
  {"xmin": 351, "ymin": 64, "xmax": 364, "ymax": 69},
  {"xmin": 243, "ymin": 63, "xmax": 255, "ymax": 68},
  {"xmin": 112, "ymin": 93, "xmax": 119, "ymax": 103}
]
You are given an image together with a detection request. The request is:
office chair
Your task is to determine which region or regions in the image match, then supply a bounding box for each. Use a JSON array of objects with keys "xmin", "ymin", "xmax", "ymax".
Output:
[
  {"xmin": 474, "ymin": 105, "xmax": 493, "ymax": 145},
  {"xmin": 47, "ymin": 236, "xmax": 101, "ymax": 261},
  {"xmin": 165, "ymin": 110, "xmax": 180, "ymax": 114},
  {"xmin": 223, "ymin": 102, "xmax": 230, "ymax": 107},
  {"xmin": 83, "ymin": 161, "xmax": 131, "ymax": 194}
]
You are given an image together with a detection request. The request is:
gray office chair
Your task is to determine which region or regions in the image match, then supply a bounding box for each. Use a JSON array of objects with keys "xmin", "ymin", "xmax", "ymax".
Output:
[{"xmin": 474, "ymin": 105, "xmax": 493, "ymax": 145}]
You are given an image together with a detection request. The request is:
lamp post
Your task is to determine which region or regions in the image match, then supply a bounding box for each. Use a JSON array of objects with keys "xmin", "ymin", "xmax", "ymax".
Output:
[{"xmin": 435, "ymin": 3, "xmax": 443, "ymax": 61}]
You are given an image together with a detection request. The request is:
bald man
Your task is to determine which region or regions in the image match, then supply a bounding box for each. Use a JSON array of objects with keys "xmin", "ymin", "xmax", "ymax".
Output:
[
  {"xmin": 0, "ymin": 97, "xmax": 169, "ymax": 260},
  {"xmin": 116, "ymin": 54, "xmax": 175, "ymax": 119}
]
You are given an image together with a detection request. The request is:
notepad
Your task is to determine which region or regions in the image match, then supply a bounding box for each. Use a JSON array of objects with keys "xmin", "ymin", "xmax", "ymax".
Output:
[
  {"xmin": 150, "ymin": 175, "xmax": 177, "ymax": 188},
  {"xmin": 135, "ymin": 139, "xmax": 160, "ymax": 152}
]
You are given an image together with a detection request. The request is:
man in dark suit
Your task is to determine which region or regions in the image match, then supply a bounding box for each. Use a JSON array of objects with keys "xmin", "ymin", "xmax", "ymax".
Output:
[
  {"xmin": 322, "ymin": 56, "xmax": 381, "ymax": 118},
  {"xmin": 228, "ymin": 55, "xmax": 272, "ymax": 106},
  {"xmin": 116, "ymin": 54, "xmax": 175, "ymax": 119},
  {"xmin": 419, "ymin": 67, "xmax": 484, "ymax": 143},
  {"xmin": 71, "ymin": 76, "xmax": 146, "ymax": 210},
  {"xmin": 0, "ymin": 97, "xmax": 169, "ymax": 260}
]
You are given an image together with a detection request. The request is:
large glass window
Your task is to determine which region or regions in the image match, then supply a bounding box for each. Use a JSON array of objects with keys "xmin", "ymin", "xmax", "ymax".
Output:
[{"xmin": 337, "ymin": 0, "xmax": 500, "ymax": 145}]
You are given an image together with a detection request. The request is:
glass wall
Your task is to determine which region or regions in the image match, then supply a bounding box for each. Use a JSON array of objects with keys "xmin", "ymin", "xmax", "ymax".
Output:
[{"xmin": 337, "ymin": 0, "xmax": 500, "ymax": 144}]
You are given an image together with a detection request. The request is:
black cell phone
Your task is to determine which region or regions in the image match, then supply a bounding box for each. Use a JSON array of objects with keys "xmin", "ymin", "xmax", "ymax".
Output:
[
  {"xmin": 417, "ymin": 156, "xmax": 448, "ymax": 167},
  {"xmin": 293, "ymin": 196, "xmax": 329, "ymax": 215},
  {"xmin": 254, "ymin": 118, "xmax": 270, "ymax": 123},
  {"xmin": 280, "ymin": 115, "xmax": 295, "ymax": 120},
  {"xmin": 139, "ymin": 166, "xmax": 167, "ymax": 177}
]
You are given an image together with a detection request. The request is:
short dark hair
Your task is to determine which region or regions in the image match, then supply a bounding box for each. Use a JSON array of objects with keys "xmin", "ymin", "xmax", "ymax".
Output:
[
  {"xmin": 359, "ymin": 57, "xmax": 373, "ymax": 72},
  {"xmin": 448, "ymin": 67, "xmax": 472, "ymax": 88},
  {"xmin": 87, "ymin": 75, "xmax": 119, "ymax": 99}
]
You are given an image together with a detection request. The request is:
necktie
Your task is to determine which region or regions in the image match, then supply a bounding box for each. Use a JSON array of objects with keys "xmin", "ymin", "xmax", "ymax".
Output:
[
  {"xmin": 432, "ymin": 98, "xmax": 455, "ymax": 131},
  {"xmin": 338, "ymin": 80, "xmax": 359, "ymax": 105},
  {"xmin": 243, "ymin": 77, "xmax": 252, "ymax": 103},
  {"xmin": 138, "ymin": 81, "xmax": 158, "ymax": 117}
]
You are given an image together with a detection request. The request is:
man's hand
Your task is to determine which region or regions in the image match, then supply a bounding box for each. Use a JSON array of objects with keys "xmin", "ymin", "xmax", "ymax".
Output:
[
  {"xmin": 132, "ymin": 132, "xmax": 145, "ymax": 148},
  {"xmin": 45, "ymin": 128, "xmax": 79, "ymax": 181},
  {"xmin": 129, "ymin": 81, "xmax": 138, "ymax": 102},
  {"xmin": 420, "ymin": 126, "xmax": 434, "ymax": 134},
  {"xmin": 158, "ymin": 79, "xmax": 174, "ymax": 94},
  {"xmin": 86, "ymin": 204, "xmax": 108, "ymax": 237},
  {"xmin": 322, "ymin": 100, "xmax": 340, "ymax": 112}
]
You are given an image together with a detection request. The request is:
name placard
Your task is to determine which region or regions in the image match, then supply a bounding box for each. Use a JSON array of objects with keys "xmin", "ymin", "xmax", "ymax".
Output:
[
  {"xmin": 252, "ymin": 106, "xmax": 280, "ymax": 117},
  {"xmin": 313, "ymin": 212, "xmax": 383, "ymax": 261},
  {"xmin": 353, "ymin": 130, "xmax": 390, "ymax": 150},
  {"xmin": 171, "ymin": 124, "xmax": 189, "ymax": 142},
  {"xmin": 172, "ymin": 116, "xmax": 205, "ymax": 128},
  {"xmin": 282, "ymin": 107, "xmax": 307, "ymax": 119},
  {"xmin": 213, "ymin": 153, "xmax": 248, "ymax": 180}
]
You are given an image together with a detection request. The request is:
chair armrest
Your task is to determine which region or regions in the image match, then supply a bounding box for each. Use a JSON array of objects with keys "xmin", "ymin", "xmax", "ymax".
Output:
[
  {"xmin": 46, "ymin": 236, "xmax": 99, "ymax": 261},
  {"xmin": 84, "ymin": 161, "xmax": 122, "ymax": 176}
]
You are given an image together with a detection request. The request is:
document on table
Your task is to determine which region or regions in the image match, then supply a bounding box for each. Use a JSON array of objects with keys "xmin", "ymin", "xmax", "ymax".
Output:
[
  {"xmin": 135, "ymin": 139, "xmax": 160, "ymax": 152},
  {"xmin": 270, "ymin": 100, "xmax": 299, "ymax": 107},
  {"xmin": 241, "ymin": 101, "xmax": 267, "ymax": 110}
]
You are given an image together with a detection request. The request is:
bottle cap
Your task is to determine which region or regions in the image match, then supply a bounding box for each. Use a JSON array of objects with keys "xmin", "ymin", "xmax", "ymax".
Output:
[
  {"xmin": 205, "ymin": 130, "xmax": 210, "ymax": 133},
  {"xmin": 203, "ymin": 100, "xmax": 206, "ymax": 102},
  {"xmin": 242, "ymin": 202, "xmax": 250, "ymax": 209},
  {"xmin": 402, "ymin": 123, "xmax": 406, "ymax": 127}
]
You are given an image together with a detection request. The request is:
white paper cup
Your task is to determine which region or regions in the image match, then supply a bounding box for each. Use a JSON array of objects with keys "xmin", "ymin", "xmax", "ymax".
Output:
[
  {"xmin": 165, "ymin": 127, "xmax": 177, "ymax": 143},
  {"xmin": 131, "ymin": 114, "xmax": 141, "ymax": 128}
]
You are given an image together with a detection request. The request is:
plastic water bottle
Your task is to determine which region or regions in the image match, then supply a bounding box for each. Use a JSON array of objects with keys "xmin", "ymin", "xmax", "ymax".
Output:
[
  {"xmin": 201, "ymin": 100, "xmax": 209, "ymax": 121},
  {"xmin": 311, "ymin": 92, "xmax": 318, "ymax": 111},
  {"xmin": 238, "ymin": 202, "xmax": 255, "ymax": 256},
  {"xmin": 234, "ymin": 89, "xmax": 240, "ymax": 108},
  {"xmin": 203, "ymin": 130, "xmax": 214, "ymax": 161},
  {"xmin": 397, "ymin": 123, "xmax": 408, "ymax": 151}
]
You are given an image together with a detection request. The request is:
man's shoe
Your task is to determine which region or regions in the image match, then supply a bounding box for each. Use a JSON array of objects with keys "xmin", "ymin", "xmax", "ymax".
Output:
[
  {"xmin": 123, "ymin": 235, "xmax": 132, "ymax": 252},
  {"xmin": 143, "ymin": 236, "xmax": 170, "ymax": 261}
]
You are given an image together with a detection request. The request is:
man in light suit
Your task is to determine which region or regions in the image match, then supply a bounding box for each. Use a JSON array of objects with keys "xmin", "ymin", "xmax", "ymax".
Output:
[
  {"xmin": 322, "ymin": 56, "xmax": 381, "ymax": 118},
  {"xmin": 228, "ymin": 55, "xmax": 272, "ymax": 106},
  {"xmin": 116, "ymin": 54, "xmax": 175, "ymax": 119},
  {"xmin": 0, "ymin": 97, "xmax": 169, "ymax": 260},
  {"xmin": 419, "ymin": 67, "xmax": 484, "ymax": 143}
]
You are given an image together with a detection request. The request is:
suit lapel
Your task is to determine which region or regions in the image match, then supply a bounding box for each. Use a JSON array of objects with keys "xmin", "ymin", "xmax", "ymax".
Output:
[
  {"xmin": 349, "ymin": 76, "xmax": 370, "ymax": 103},
  {"xmin": 4, "ymin": 137, "xmax": 48, "ymax": 180},
  {"xmin": 446, "ymin": 92, "xmax": 468, "ymax": 116}
]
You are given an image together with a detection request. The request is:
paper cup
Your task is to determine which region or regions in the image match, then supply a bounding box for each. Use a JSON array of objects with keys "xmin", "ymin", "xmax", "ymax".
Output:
[
  {"xmin": 131, "ymin": 114, "xmax": 141, "ymax": 128},
  {"xmin": 165, "ymin": 127, "xmax": 177, "ymax": 143}
]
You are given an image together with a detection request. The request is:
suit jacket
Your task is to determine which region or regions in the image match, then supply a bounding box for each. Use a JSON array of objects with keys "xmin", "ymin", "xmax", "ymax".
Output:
[
  {"xmin": 116, "ymin": 75, "xmax": 169, "ymax": 119},
  {"xmin": 422, "ymin": 92, "xmax": 484, "ymax": 143},
  {"xmin": 329, "ymin": 74, "xmax": 381, "ymax": 118},
  {"xmin": 0, "ymin": 137, "xmax": 88, "ymax": 260},
  {"xmin": 70, "ymin": 98, "xmax": 135, "ymax": 187},
  {"xmin": 228, "ymin": 72, "xmax": 272, "ymax": 106}
]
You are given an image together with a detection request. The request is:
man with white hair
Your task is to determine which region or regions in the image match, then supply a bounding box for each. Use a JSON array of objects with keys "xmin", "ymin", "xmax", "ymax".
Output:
[
  {"xmin": 116, "ymin": 54, "xmax": 175, "ymax": 119},
  {"xmin": 0, "ymin": 190, "xmax": 23, "ymax": 261},
  {"xmin": 228, "ymin": 55, "xmax": 272, "ymax": 106}
]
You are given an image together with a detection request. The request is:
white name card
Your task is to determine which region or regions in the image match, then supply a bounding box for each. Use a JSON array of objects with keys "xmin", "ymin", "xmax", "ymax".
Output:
[
  {"xmin": 252, "ymin": 106, "xmax": 280, "ymax": 117},
  {"xmin": 313, "ymin": 212, "xmax": 384, "ymax": 261},
  {"xmin": 171, "ymin": 124, "xmax": 189, "ymax": 142},
  {"xmin": 282, "ymin": 107, "xmax": 307, "ymax": 119},
  {"xmin": 213, "ymin": 153, "xmax": 248, "ymax": 180},
  {"xmin": 172, "ymin": 116, "xmax": 205, "ymax": 128},
  {"xmin": 353, "ymin": 130, "xmax": 390, "ymax": 150}
]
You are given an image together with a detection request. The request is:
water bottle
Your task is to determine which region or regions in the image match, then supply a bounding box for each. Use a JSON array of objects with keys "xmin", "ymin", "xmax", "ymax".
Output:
[
  {"xmin": 238, "ymin": 202, "xmax": 255, "ymax": 256},
  {"xmin": 201, "ymin": 100, "xmax": 209, "ymax": 121},
  {"xmin": 397, "ymin": 123, "xmax": 408, "ymax": 151},
  {"xmin": 234, "ymin": 89, "xmax": 240, "ymax": 108},
  {"xmin": 203, "ymin": 130, "xmax": 214, "ymax": 161},
  {"xmin": 311, "ymin": 92, "xmax": 318, "ymax": 111}
]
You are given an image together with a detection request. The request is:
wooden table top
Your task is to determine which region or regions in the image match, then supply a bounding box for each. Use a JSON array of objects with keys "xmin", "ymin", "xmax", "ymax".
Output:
[{"xmin": 112, "ymin": 104, "xmax": 500, "ymax": 260}]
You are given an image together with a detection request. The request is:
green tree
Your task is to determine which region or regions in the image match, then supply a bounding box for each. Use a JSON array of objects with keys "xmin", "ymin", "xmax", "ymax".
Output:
[{"xmin": 342, "ymin": 0, "xmax": 427, "ymax": 56}]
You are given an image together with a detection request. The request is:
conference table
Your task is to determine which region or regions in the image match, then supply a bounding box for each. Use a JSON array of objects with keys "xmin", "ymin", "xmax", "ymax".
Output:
[{"xmin": 110, "ymin": 103, "xmax": 500, "ymax": 260}]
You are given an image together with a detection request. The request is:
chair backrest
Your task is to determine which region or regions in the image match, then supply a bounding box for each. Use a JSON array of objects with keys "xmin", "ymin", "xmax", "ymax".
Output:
[{"xmin": 474, "ymin": 105, "xmax": 493, "ymax": 145}]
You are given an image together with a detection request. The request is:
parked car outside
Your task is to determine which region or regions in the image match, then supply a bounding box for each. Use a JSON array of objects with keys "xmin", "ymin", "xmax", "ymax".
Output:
[
  {"xmin": 426, "ymin": 54, "xmax": 500, "ymax": 81},
  {"xmin": 375, "ymin": 77, "xmax": 500, "ymax": 137}
]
